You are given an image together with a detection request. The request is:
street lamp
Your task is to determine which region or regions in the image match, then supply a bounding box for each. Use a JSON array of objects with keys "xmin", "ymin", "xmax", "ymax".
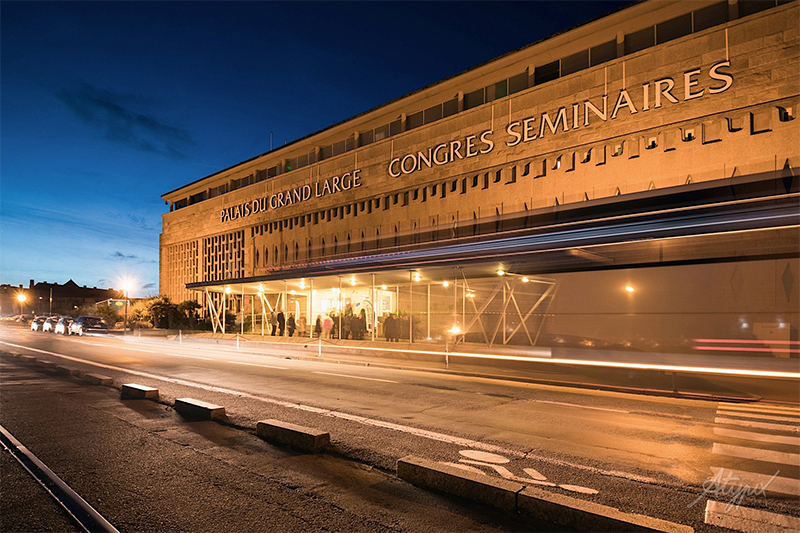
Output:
[
  {"xmin": 121, "ymin": 279, "xmax": 133, "ymax": 335},
  {"xmin": 16, "ymin": 293, "xmax": 27, "ymax": 316}
]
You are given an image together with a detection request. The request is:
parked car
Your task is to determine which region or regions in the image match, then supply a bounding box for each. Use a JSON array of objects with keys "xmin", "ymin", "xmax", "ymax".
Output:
[
  {"xmin": 69, "ymin": 316, "xmax": 108, "ymax": 336},
  {"xmin": 55, "ymin": 317, "xmax": 73, "ymax": 335},
  {"xmin": 30, "ymin": 317, "xmax": 47, "ymax": 332},
  {"xmin": 42, "ymin": 317, "xmax": 60, "ymax": 333}
]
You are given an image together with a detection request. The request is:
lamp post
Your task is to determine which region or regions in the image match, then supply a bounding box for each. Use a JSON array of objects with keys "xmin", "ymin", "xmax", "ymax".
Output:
[
  {"xmin": 121, "ymin": 280, "xmax": 133, "ymax": 336},
  {"xmin": 16, "ymin": 293, "xmax": 27, "ymax": 316}
]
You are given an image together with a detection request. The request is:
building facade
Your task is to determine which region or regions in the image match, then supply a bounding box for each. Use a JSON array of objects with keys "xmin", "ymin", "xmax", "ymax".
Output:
[{"xmin": 161, "ymin": 0, "xmax": 799, "ymax": 352}]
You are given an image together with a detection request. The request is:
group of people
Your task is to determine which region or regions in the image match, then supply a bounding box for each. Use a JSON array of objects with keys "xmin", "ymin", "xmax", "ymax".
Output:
[
  {"xmin": 313, "ymin": 310, "xmax": 368, "ymax": 340},
  {"xmin": 267, "ymin": 310, "xmax": 306, "ymax": 337},
  {"xmin": 264, "ymin": 309, "xmax": 409, "ymax": 342}
]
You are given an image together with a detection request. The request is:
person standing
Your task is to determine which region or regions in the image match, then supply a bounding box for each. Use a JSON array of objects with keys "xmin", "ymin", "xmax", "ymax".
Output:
[
  {"xmin": 270, "ymin": 311, "xmax": 278, "ymax": 336},
  {"xmin": 287, "ymin": 313, "xmax": 296, "ymax": 337},
  {"xmin": 322, "ymin": 315, "xmax": 333, "ymax": 339},
  {"xmin": 384, "ymin": 313, "xmax": 395, "ymax": 342},
  {"xmin": 277, "ymin": 309, "xmax": 286, "ymax": 336},
  {"xmin": 297, "ymin": 314, "xmax": 306, "ymax": 337},
  {"xmin": 314, "ymin": 315, "xmax": 322, "ymax": 338}
]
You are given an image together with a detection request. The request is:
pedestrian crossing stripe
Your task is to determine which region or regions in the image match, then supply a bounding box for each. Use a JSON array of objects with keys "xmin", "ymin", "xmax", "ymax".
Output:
[
  {"xmin": 713, "ymin": 427, "xmax": 800, "ymax": 446},
  {"xmin": 708, "ymin": 467, "xmax": 800, "ymax": 497},
  {"xmin": 717, "ymin": 403, "xmax": 800, "ymax": 416},
  {"xmin": 717, "ymin": 410, "xmax": 800, "ymax": 424},
  {"xmin": 705, "ymin": 499, "xmax": 800, "ymax": 533},
  {"xmin": 714, "ymin": 417, "xmax": 800, "ymax": 433},
  {"xmin": 712, "ymin": 442, "xmax": 800, "ymax": 467}
]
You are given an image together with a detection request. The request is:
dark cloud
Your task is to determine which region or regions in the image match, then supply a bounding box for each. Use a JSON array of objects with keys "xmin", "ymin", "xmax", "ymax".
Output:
[
  {"xmin": 111, "ymin": 251, "xmax": 138, "ymax": 260},
  {"xmin": 56, "ymin": 83, "xmax": 194, "ymax": 158},
  {"xmin": 142, "ymin": 283, "xmax": 156, "ymax": 289}
]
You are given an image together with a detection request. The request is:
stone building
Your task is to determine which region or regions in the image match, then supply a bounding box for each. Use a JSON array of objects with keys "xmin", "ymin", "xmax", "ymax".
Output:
[{"xmin": 160, "ymin": 0, "xmax": 798, "ymax": 352}]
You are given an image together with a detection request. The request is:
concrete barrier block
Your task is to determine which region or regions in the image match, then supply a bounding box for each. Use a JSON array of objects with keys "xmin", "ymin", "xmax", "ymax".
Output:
[
  {"xmin": 121, "ymin": 383, "xmax": 159, "ymax": 400},
  {"xmin": 19, "ymin": 355, "xmax": 37, "ymax": 364},
  {"xmin": 56, "ymin": 365, "xmax": 81, "ymax": 376},
  {"xmin": 36, "ymin": 360, "xmax": 57, "ymax": 371},
  {"xmin": 256, "ymin": 419, "xmax": 330, "ymax": 452},
  {"xmin": 396, "ymin": 456, "xmax": 522, "ymax": 512},
  {"xmin": 84, "ymin": 373, "xmax": 113, "ymax": 386},
  {"xmin": 517, "ymin": 486, "xmax": 693, "ymax": 533},
  {"xmin": 175, "ymin": 398, "xmax": 225, "ymax": 420}
]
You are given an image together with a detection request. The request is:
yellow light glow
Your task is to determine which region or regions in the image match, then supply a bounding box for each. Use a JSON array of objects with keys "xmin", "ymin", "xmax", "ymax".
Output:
[
  {"xmin": 299, "ymin": 280, "xmax": 306, "ymax": 289},
  {"xmin": 497, "ymin": 269, "xmax": 505, "ymax": 276},
  {"xmin": 16, "ymin": 293, "xmax": 26, "ymax": 303},
  {"xmin": 289, "ymin": 290, "xmax": 296, "ymax": 295},
  {"xmin": 522, "ymin": 277, "xmax": 529, "ymax": 283},
  {"xmin": 224, "ymin": 287, "xmax": 232, "ymax": 294},
  {"xmin": 381, "ymin": 284, "xmax": 387, "ymax": 290},
  {"xmin": 350, "ymin": 277, "xmax": 357, "ymax": 286},
  {"xmin": 413, "ymin": 273, "xmax": 421, "ymax": 282},
  {"xmin": 449, "ymin": 325, "xmax": 462, "ymax": 335},
  {"xmin": 442, "ymin": 281, "xmax": 449, "ymax": 287},
  {"xmin": 625, "ymin": 286, "xmax": 635, "ymax": 293}
]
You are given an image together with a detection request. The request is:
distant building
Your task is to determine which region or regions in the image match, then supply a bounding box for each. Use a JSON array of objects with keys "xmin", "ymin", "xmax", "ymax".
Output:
[
  {"xmin": 160, "ymin": 0, "xmax": 798, "ymax": 349},
  {"xmin": 0, "ymin": 280, "xmax": 123, "ymax": 316}
]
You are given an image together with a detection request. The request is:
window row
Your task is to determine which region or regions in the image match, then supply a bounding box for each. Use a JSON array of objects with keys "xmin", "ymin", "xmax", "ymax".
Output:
[{"xmin": 171, "ymin": 0, "xmax": 782, "ymax": 212}]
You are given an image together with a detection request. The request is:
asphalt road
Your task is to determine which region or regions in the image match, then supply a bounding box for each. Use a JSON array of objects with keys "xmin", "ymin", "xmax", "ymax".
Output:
[{"xmin": 2, "ymin": 326, "xmax": 798, "ymax": 532}]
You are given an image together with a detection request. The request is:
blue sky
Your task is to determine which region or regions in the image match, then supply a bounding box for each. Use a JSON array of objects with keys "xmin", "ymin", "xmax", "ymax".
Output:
[{"xmin": 1, "ymin": 1, "xmax": 628, "ymax": 297}]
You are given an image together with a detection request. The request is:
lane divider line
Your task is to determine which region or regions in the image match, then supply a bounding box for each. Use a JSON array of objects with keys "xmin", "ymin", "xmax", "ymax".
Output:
[
  {"xmin": 312, "ymin": 371, "xmax": 399, "ymax": 383},
  {"xmin": 226, "ymin": 361, "xmax": 288, "ymax": 370}
]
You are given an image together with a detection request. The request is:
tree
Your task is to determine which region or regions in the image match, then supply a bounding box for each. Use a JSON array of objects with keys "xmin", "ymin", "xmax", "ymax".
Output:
[
  {"xmin": 148, "ymin": 296, "xmax": 179, "ymax": 329},
  {"xmin": 177, "ymin": 300, "xmax": 201, "ymax": 329}
]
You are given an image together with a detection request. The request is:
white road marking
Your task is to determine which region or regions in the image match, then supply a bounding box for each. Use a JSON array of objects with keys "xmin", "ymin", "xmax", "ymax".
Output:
[
  {"xmin": 523, "ymin": 467, "xmax": 547, "ymax": 481},
  {"xmin": 713, "ymin": 427, "xmax": 800, "ymax": 446},
  {"xmin": 440, "ymin": 462, "xmax": 486, "ymax": 475},
  {"xmin": 715, "ymin": 417, "xmax": 800, "ymax": 433},
  {"xmin": 718, "ymin": 403, "xmax": 800, "ymax": 416},
  {"xmin": 559, "ymin": 484, "xmax": 599, "ymax": 494},
  {"xmin": 709, "ymin": 467, "xmax": 800, "ymax": 497},
  {"xmin": 712, "ymin": 443, "xmax": 799, "ymax": 467},
  {"xmin": 717, "ymin": 410, "xmax": 800, "ymax": 424},
  {"xmin": 226, "ymin": 361, "xmax": 287, "ymax": 370},
  {"xmin": 312, "ymin": 371, "xmax": 398, "ymax": 383},
  {"xmin": 459, "ymin": 459, "xmax": 557, "ymax": 487},
  {"xmin": 705, "ymin": 499, "xmax": 800, "ymax": 533},
  {"xmin": 107, "ymin": 346, "xmax": 158, "ymax": 353},
  {"xmin": 532, "ymin": 399, "xmax": 629, "ymax": 413},
  {"xmin": 165, "ymin": 353, "xmax": 214, "ymax": 361},
  {"xmin": 459, "ymin": 450, "xmax": 510, "ymax": 464}
]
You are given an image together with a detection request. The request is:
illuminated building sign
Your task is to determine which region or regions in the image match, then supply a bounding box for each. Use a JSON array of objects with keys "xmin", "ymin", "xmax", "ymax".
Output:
[
  {"xmin": 388, "ymin": 60, "xmax": 733, "ymax": 177},
  {"xmin": 220, "ymin": 170, "xmax": 362, "ymax": 223},
  {"xmin": 221, "ymin": 61, "xmax": 733, "ymax": 223}
]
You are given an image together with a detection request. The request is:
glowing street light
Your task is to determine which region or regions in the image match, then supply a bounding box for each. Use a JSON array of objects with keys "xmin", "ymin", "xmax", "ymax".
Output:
[
  {"xmin": 16, "ymin": 293, "xmax": 27, "ymax": 315},
  {"xmin": 121, "ymin": 279, "xmax": 134, "ymax": 335},
  {"xmin": 625, "ymin": 285, "xmax": 635, "ymax": 293}
]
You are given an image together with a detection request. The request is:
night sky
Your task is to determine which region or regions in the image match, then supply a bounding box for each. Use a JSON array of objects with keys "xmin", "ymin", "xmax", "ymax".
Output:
[{"xmin": 1, "ymin": 1, "xmax": 630, "ymax": 297}]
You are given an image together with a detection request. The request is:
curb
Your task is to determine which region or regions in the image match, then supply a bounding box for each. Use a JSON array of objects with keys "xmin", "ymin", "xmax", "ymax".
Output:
[
  {"xmin": 175, "ymin": 398, "xmax": 225, "ymax": 420},
  {"xmin": 396, "ymin": 456, "xmax": 693, "ymax": 533},
  {"xmin": 121, "ymin": 383, "xmax": 159, "ymax": 400},
  {"xmin": 256, "ymin": 419, "xmax": 330, "ymax": 452},
  {"xmin": 84, "ymin": 373, "xmax": 114, "ymax": 386}
]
